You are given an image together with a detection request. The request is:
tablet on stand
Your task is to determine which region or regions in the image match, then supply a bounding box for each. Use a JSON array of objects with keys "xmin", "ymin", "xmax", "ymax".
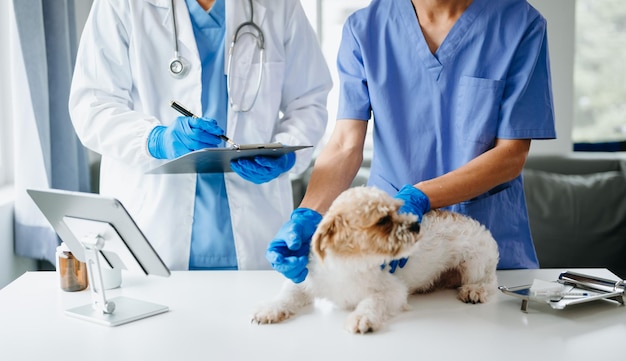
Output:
[{"xmin": 28, "ymin": 188, "xmax": 171, "ymax": 326}]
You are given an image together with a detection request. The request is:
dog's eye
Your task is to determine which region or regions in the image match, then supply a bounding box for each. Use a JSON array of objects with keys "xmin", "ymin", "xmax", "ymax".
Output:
[{"xmin": 376, "ymin": 215, "xmax": 392, "ymax": 226}]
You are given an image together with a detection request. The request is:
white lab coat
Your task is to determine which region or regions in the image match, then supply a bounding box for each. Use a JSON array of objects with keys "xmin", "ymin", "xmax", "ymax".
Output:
[{"xmin": 69, "ymin": 0, "xmax": 332, "ymax": 270}]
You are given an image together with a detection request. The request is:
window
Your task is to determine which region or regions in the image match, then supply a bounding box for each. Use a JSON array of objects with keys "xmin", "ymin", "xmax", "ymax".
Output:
[{"xmin": 573, "ymin": 0, "xmax": 626, "ymax": 144}]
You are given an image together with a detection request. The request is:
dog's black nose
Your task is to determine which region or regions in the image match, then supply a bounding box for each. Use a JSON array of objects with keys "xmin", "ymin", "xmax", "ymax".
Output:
[{"xmin": 409, "ymin": 222, "xmax": 420, "ymax": 233}]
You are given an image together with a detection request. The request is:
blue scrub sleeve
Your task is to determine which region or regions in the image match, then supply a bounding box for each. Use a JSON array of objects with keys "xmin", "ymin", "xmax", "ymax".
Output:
[
  {"xmin": 498, "ymin": 17, "xmax": 556, "ymax": 140},
  {"xmin": 336, "ymin": 19, "xmax": 372, "ymax": 121}
]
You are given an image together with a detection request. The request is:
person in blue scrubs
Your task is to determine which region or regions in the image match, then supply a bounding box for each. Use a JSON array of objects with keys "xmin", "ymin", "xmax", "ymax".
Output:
[{"xmin": 266, "ymin": 0, "xmax": 556, "ymax": 283}]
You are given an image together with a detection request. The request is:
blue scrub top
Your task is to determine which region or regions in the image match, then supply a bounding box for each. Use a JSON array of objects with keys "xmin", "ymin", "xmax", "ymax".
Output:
[
  {"xmin": 336, "ymin": 0, "xmax": 556, "ymax": 269},
  {"xmin": 185, "ymin": 0, "xmax": 237, "ymax": 270}
]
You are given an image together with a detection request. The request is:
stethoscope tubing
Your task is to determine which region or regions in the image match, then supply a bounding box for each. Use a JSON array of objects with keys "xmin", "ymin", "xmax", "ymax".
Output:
[
  {"xmin": 169, "ymin": 0, "xmax": 188, "ymax": 78},
  {"xmin": 168, "ymin": 0, "xmax": 264, "ymax": 112}
]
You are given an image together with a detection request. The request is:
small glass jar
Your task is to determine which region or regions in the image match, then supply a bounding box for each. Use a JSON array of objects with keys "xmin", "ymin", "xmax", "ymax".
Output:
[{"xmin": 56, "ymin": 243, "xmax": 88, "ymax": 292}]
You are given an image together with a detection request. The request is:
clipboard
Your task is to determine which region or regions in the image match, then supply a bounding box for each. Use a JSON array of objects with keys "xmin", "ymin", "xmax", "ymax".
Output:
[{"xmin": 146, "ymin": 143, "xmax": 311, "ymax": 174}]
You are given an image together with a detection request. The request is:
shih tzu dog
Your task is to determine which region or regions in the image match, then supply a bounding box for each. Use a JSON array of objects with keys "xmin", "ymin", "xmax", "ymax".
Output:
[{"xmin": 252, "ymin": 186, "xmax": 499, "ymax": 333}]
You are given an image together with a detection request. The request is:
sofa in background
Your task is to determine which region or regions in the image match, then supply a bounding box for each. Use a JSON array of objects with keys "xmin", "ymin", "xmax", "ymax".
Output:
[{"xmin": 522, "ymin": 152, "xmax": 626, "ymax": 279}]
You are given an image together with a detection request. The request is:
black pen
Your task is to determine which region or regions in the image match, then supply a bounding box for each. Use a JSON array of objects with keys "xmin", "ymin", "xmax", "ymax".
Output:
[{"xmin": 169, "ymin": 100, "xmax": 240, "ymax": 149}]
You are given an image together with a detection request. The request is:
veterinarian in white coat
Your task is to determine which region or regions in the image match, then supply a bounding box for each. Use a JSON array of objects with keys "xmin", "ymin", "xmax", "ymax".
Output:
[{"xmin": 69, "ymin": 0, "xmax": 331, "ymax": 270}]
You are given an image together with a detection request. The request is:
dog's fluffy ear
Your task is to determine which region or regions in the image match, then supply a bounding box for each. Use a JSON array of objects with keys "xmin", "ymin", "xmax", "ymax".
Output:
[{"xmin": 312, "ymin": 215, "xmax": 339, "ymax": 261}]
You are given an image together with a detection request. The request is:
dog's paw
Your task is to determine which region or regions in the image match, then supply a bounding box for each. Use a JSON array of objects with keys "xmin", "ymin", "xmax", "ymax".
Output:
[
  {"xmin": 344, "ymin": 312, "xmax": 382, "ymax": 334},
  {"xmin": 251, "ymin": 304, "xmax": 294, "ymax": 325},
  {"xmin": 457, "ymin": 284, "xmax": 490, "ymax": 304}
]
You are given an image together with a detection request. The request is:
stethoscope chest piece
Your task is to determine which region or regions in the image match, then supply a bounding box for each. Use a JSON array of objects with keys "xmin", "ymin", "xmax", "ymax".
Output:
[
  {"xmin": 168, "ymin": 55, "xmax": 189, "ymax": 79},
  {"xmin": 168, "ymin": 0, "xmax": 189, "ymax": 79}
]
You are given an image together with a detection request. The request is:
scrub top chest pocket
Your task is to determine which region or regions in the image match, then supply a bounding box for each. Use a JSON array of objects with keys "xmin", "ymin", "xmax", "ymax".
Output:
[{"xmin": 455, "ymin": 76, "xmax": 505, "ymax": 146}]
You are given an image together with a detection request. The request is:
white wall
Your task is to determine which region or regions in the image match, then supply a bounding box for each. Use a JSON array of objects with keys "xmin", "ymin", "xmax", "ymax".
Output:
[
  {"xmin": 74, "ymin": 0, "xmax": 93, "ymax": 39},
  {"xmin": 0, "ymin": 0, "xmax": 14, "ymax": 185},
  {"xmin": 0, "ymin": 189, "xmax": 35, "ymax": 289},
  {"xmin": 528, "ymin": 0, "xmax": 575, "ymax": 155}
]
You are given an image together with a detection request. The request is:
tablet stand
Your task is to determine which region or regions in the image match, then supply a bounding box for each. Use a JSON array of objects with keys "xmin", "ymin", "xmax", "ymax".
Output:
[
  {"xmin": 63, "ymin": 218, "xmax": 169, "ymax": 327},
  {"xmin": 26, "ymin": 188, "xmax": 171, "ymax": 328},
  {"xmin": 82, "ymin": 233, "xmax": 116, "ymax": 314}
]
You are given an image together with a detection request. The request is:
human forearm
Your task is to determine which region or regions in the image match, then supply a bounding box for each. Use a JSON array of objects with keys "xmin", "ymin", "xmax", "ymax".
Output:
[
  {"xmin": 417, "ymin": 139, "xmax": 531, "ymax": 209},
  {"xmin": 300, "ymin": 149, "xmax": 362, "ymax": 214},
  {"xmin": 299, "ymin": 120, "xmax": 368, "ymax": 214}
]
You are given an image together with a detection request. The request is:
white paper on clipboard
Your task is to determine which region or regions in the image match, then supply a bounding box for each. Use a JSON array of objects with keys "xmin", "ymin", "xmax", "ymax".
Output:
[{"xmin": 145, "ymin": 144, "xmax": 311, "ymax": 174}]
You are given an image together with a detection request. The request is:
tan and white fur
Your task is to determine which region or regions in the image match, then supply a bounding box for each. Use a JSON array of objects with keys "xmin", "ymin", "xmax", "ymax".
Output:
[{"xmin": 252, "ymin": 186, "xmax": 499, "ymax": 333}]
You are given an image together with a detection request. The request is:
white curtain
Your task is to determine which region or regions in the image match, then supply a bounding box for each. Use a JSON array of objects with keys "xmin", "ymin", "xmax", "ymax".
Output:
[{"xmin": 11, "ymin": 0, "xmax": 91, "ymax": 264}]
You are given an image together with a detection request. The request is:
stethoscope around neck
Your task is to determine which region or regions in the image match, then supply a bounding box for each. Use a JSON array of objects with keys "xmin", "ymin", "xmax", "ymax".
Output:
[{"xmin": 168, "ymin": 0, "xmax": 264, "ymax": 112}]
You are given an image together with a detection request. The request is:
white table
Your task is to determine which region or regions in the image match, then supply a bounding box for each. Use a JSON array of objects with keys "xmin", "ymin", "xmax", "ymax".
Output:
[{"xmin": 1, "ymin": 269, "xmax": 624, "ymax": 361}]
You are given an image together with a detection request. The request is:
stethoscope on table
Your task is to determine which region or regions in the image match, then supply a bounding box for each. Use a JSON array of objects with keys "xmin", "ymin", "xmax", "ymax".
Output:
[{"xmin": 168, "ymin": 0, "xmax": 265, "ymax": 112}]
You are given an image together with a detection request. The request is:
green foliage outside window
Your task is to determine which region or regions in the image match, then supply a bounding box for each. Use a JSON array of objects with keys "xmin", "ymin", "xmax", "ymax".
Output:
[{"xmin": 574, "ymin": 0, "xmax": 626, "ymax": 142}]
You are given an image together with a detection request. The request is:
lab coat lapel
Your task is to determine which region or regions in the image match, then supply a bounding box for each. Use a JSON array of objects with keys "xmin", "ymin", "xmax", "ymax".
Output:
[{"xmin": 152, "ymin": 0, "xmax": 200, "ymax": 63}]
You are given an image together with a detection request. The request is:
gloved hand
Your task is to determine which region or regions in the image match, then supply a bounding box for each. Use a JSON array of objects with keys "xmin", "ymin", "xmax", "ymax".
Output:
[
  {"xmin": 230, "ymin": 153, "xmax": 296, "ymax": 184},
  {"xmin": 147, "ymin": 116, "xmax": 225, "ymax": 159},
  {"xmin": 382, "ymin": 185, "xmax": 431, "ymax": 274},
  {"xmin": 394, "ymin": 184, "xmax": 431, "ymax": 221},
  {"xmin": 266, "ymin": 208, "xmax": 322, "ymax": 283}
]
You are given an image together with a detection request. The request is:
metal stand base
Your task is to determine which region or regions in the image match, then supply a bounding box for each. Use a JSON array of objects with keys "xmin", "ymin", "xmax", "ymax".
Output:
[{"xmin": 65, "ymin": 296, "xmax": 169, "ymax": 327}]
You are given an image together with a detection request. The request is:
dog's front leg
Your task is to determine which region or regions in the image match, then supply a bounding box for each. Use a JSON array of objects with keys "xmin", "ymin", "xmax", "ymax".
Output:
[
  {"xmin": 344, "ymin": 289, "xmax": 408, "ymax": 334},
  {"xmin": 251, "ymin": 280, "xmax": 313, "ymax": 325}
]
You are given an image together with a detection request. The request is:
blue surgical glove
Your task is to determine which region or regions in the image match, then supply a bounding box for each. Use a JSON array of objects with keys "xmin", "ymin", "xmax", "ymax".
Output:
[
  {"xmin": 382, "ymin": 185, "xmax": 431, "ymax": 274},
  {"xmin": 394, "ymin": 184, "xmax": 431, "ymax": 221},
  {"xmin": 147, "ymin": 116, "xmax": 225, "ymax": 159},
  {"xmin": 230, "ymin": 153, "xmax": 296, "ymax": 184},
  {"xmin": 266, "ymin": 207, "xmax": 322, "ymax": 283}
]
